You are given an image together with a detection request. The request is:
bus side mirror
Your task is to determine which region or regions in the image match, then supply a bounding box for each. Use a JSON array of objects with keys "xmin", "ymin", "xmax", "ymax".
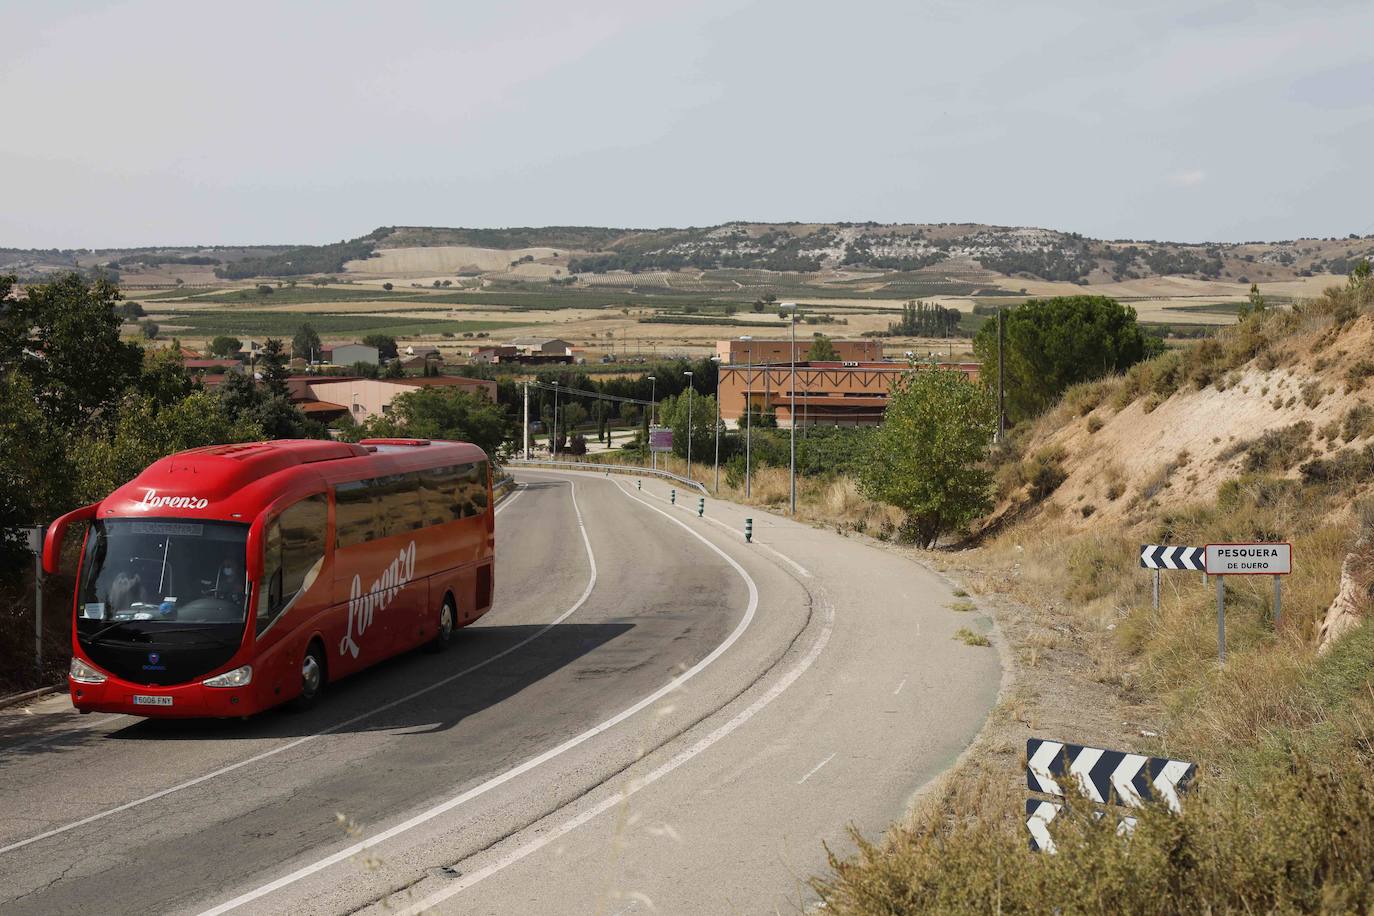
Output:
[{"xmin": 43, "ymin": 503, "xmax": 98, "ymax": 575}]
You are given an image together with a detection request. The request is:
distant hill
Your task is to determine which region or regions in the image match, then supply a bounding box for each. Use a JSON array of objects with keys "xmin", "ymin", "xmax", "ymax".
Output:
[{"xmin": 6, "ymin": 222, "xmax": 1373, "ymax": 287}]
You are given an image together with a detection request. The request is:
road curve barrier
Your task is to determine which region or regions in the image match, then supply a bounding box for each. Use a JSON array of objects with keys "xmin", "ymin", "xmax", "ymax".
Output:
[{"xmin": 507, "ymin": 459, "xmax": 708, "ymax": 495}]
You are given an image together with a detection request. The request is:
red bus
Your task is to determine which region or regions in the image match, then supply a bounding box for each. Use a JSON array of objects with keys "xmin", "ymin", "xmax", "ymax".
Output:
[{"xmin": 41, "ymin": 438, "xmax": 495, "ymax": 718}]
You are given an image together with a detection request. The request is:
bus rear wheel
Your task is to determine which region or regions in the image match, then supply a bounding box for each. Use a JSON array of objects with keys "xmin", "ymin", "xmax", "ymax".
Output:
[
  {"xmin": 290, "ymin": 641, "xmax": 326, "ymax": 711},
  {"xmin": 427, "ymin": 596, "xmax": 456, "ymax": 653}
]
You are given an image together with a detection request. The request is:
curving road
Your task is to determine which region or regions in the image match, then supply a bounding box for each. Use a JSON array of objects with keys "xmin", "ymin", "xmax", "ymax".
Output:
[{"xmin": 0, "ymin": 470, "xmax": 1000, "ymax": 915}]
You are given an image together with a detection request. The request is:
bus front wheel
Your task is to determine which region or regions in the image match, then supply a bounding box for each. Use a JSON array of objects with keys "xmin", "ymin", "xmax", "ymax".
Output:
[
  {"xmin": 427, "ymin": 596, "xmax": 456, "ymax": 653},
  {"xmin": 290, "ymin": 641, "xmax": 327, "ymax": 711}
]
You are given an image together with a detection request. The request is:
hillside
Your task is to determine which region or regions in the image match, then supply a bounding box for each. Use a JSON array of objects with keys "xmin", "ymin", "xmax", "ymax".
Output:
[
  {"xmin": 7, "ymin": 223, "xmax": 1374, "ymax": 292},
  {"xmin": 816, "ymin": 274, "xmax": 1374, "ymax": 910}
]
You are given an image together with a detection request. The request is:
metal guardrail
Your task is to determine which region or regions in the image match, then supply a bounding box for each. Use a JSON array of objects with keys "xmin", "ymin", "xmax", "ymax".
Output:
[{"xmin": 507, "ymin": 459, "xmax": 709, "ymax": 495}]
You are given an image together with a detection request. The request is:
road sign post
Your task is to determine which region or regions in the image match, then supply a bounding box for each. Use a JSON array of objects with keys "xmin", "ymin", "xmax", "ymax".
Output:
[
  {"xmin": 1140, "ymin": 545, "xmax": 1205, "ymax": 612},
  {"xmin": 27, "ymin": 526, "xmax": 45, "ymax": 678},
  {"xmin": 1204, "ymin": 543, "xmax": 1292, "ymax": 662}
]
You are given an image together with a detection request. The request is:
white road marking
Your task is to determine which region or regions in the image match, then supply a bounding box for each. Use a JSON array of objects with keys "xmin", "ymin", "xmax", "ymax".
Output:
[
  {"xmin": 494, "ymin": 486, "xmax": 524, "ymax": 514},
  {"xmin": 796, "ymin": 752, "xmax": 836, "ymax": 785},
  {"xmin": 892, "ymin": 677, "xmax": 907, "ymax": 696},
  {"xmin": 196, "ymin": 471, "xmax": 762, "ymax": 915},
  {"xmin": 0, "ymin": 480, "xmax": 584, "ymax": 858},
  {"xmin": 390, "ymin": 587, "xmax": 835, "ymax": 915}
]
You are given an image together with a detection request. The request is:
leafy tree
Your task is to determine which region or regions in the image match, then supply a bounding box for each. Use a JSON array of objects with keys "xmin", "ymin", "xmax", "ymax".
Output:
[
  {"xmin": 362, "ymin": 334, "xmax": 399, "ymax": 360},
  {"xmin": 1239, "ymin": 283, "xmax": 1267, "ymax": 319},
  {"xmin": 807, "ymin": 334, "xmax": 838, "ymax": 360},
  {"xmin": 256, "ymin": 284, "xmax": 274, "ymax": 296},
  {"xmin": 383, "ymin": 358, "xmax": 404, "ymax": 379},
  {"xmin": 115, "ymin": 300, "xmax": 146, "ymax": 319},
  {"xmin": 351, "ymin": 360, "xmax": 380, "ymax": 379},
  {"xmin": 75, "ymin": 391, "xmax": 264, "ymax": 503},
  {"xmin": 292, "ymin": 323, "xmax": 322, "ymax": 360},
  {"xmin": 859, "ymin": 369, "xmax": 995, "ymax": 547},
  {"xmin": 568, "ymin": 433, "xmax": 588, "ymax": 456},
  {"xmin": 139, "ymin": 319, "xmax": 159, "ymax": 339},
  {"xmin": 137, "ymin": 347, "xmax": 194, "ymax": 408},
  {"xmin": 971, "ymin": 295, "xmax": 1161, "ymax": 423},
  {"xmin": 382, "ymin": 282, "xmax": 394, "ymax": 291},
  {"xmin": 346, "ymin": 387, "xmax": 509, "ymax": 456},
  {"xmin": 258, "ymin": 338, "xmax": 290, "ymax": 398},
  {"xmin": 0, "ymin": 370, "xmax": 76, "ymax": 578},
  {"xmin": 658, "ymin": 391, "xmax": 719, "ymax": 461},
  {"xmin": 0, "ymin": 273, "xmax": 143, "ymax": 428},
  {"xmin": 209, "ymin": 335, "xmax": 243, "ymax": 357}
]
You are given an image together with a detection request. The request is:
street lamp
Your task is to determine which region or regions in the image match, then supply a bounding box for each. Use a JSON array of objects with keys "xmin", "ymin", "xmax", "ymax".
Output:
[
  {"xmin": 552, "ymin": 382, "xmax": 559, "ymax": 458},
  {"xmin": 683, "ymin": 370, "xmax": 694, "ymax": 480},
  {"xmin": 740, "ymin": 336, "xmax": 753, "ymax": 498},
  {"xmin": 710, "ymin": 355, "xmax": 722, "ymax": 493},
  {"xmin": 647, "ymin": 375, "xmax": 656, "ymax": 471},
  {"xmin": 781, "ymin": 303, "xmax": 799, "ymax": 516}
]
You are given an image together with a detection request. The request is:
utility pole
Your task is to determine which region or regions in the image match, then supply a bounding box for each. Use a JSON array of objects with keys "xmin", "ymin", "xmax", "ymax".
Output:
[
  {"xmin": 552, "ymin": 383, "xmax": 560, "ymax": 458},
  {"xmin": 522, "ymin": 382, "xmax": 530, "ymax": 460},
  {"xmin": 742, "ymin": 337, "xmax": 753, "ymax": 498},
  {"xmin": 647, "ymin": 374, "xmax": 656, "ymax": 472},
  {"xmin": 684, "ymin": 370, "xmax": 694, "ymax": 480},
  {"xmin": 791, "ymin": 307, "xmax": 799, "ymax": 515},
  {"xmin": 996, "ymin": 305, "xmax": 1006, "ymax": 443},
  {"xmin": 712, "ymin": 356, "xmax": 721, "ymax": 493}
]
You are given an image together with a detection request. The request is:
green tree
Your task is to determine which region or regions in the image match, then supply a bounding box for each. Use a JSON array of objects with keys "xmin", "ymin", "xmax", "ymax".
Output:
[
  {"xmin": 292, "ymin": 323, "xmax": 322, "ymax": 360},
  {"xmin": 139, "ymin": 319, "xmax": 159, "ymax": 339},
  {"xmin": 363, "ymin": 334, "xmax": 399, "ymax": 360},
  {"xmin": 658, "ymin": 391, "xmax": 719, "ymax": 461},
  {"xmin": 382, "ymin": 282, "xmax": 394, "ymax": 291},
  {"xmin": 859, "ymin": 369, "xmax": 995, "ymax": 547},
  {"xmin": 383, "ymin": 358, "xmax": 404, "ymax": 379},
  {"xmin": 0, "ymin": 272, "xmax": 143, "ymax": 428},
  {"xmin": 259, "ymin": 338, "xmax": 290, "ymax": 397},
  {"xmin": 0, "ymin": 370, "xmax": 76, "ymax": 578},
  {"xmin": 346, "ymin": 387, "xmax": 509, "ymax": 456},
  {"xmin": 75, "ymin": 391, "xmax": 265, "ymax": 503},
  {"xmin": 208, "ymin": 335, "xmax": 243, "ymax": 357},
  {"xmin": 807, "ymin": 333, "xmax": 838, "ymax": 360},
  {"xmin": 971, "ymin": 295, "xmax": 1161, "ymax": 424}
]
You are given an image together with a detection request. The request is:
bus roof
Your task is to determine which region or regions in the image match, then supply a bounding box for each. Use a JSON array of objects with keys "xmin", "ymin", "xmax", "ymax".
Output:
[{"xmin": 98, "ymin": 438, "xmax": 488, "ymax": 521}]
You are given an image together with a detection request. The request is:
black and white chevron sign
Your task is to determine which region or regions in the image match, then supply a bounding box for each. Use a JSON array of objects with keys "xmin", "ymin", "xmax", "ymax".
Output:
[
  {"xmin": 1139, "ymin": 544, "xmax": 1205, "ymax": 571},
  {"xmin": 1026, "ymin": 738, "xmax": 1195, "ymax": 813},
  {"xmin": 1025, "ymin": 798, "xmax": 1137, "ymax": 854}
]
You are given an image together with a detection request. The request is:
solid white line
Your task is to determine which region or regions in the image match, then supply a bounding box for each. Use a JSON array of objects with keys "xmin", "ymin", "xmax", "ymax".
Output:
[
  {"xmin": 796, "ymin": 752, "xmax": 836, "ymax": 785},
  {"xmin": 0, "ymin": 481, "xmax": 584, "ymax": 859},
  {"xmin": 392, "ymin": 585, "xmax": 835, "ymax": 914},
  {"xmin": 196, "ymin": 471, "xmax": 761, "ymax": 915},
  {"xmin": 494, "ymin": 486, "xmax": 524, "ymax": 515},
  {"xmin": 892, "ymin": 677, "xmax": 907, "ymax": 696}
]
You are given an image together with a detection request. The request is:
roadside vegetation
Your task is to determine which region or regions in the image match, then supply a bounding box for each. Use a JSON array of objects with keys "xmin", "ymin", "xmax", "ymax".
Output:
[{"xmin": 812, "ymin": 265, "xmax": 1374, "ymax": 911}]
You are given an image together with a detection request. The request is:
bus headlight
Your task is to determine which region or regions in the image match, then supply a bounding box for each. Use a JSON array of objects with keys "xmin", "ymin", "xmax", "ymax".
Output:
[
  {"xmin": 203, "ymin": 665, "xmax": 253, "ymax": 688},
  {"xmin": 70, "ymin": 657, "xmax": 107, "ymax": 684}
]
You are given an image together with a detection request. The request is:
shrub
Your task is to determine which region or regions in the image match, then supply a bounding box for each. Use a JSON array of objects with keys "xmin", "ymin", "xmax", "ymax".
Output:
[
  {"xmin": 1086, "ymin": 415, "xmax": 1104, "ymax": 434},
  {"xmin": 1345, "ymin": 359, "xmax": 1374, "ymax": 394},
  {"xmin": 1300, "ymin": 379, "xmax": 1325, "ymax": 409},
  {"xmin": 1343, "ymin": 403, "xmax": 1374, "ymax": 442},
  {"xmin": 1242, "ymin": 421, "xmax": 1314, "ymax": 472},
  {"xmin": 953, "ymin": 627, "xmax": 990, "ymax": 647}
]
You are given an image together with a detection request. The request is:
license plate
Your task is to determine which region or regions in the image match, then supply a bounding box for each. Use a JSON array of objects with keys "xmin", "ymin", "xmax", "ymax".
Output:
[{"xmin": 132, "ymin": 695, "xmax": 173, "ymax": 706}]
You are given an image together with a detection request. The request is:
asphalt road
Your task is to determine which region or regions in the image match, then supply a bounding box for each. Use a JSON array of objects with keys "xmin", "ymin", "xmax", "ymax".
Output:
[{"xmin": 0, "ymin": 469, "xmax": 1001, "ymax": 915}]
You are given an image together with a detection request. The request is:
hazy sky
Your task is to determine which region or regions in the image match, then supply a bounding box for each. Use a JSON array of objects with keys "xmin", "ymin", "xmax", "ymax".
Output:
[{"xmin": 3, "ymin": 0, "xmax": 1372, "ymax": 248}]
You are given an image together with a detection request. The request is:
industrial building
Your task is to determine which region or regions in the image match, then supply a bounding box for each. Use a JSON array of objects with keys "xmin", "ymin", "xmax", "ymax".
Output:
[
  {"xmin": 716, "ymin": 360, "xmax": 981, "ymax": 428},
  {"xmin": 714, "ymin": 337, "xmax": 883, "ymax": 365}
]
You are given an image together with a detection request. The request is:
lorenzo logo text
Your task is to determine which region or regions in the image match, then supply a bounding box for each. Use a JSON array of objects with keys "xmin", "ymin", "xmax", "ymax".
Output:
[
  {"xmin": 136, "ymin": 489, "xmax": 209, "ymax": 511},
  {"xmin": 340, "ymin": 541, "xmax": 417, "ymax": 659}
]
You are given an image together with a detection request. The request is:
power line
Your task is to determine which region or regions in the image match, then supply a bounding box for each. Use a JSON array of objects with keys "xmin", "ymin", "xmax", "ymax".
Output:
[{"xmin": 526, "ymin": 381, "xmax": 656, "ymax": 408}]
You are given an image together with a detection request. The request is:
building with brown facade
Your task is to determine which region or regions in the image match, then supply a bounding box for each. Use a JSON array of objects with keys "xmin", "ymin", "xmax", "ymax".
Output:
[
  {"xmin": 714, "ymin": 337, "xmax": 884, "ymax": 365},
  {"xmin": 716, "ymin": 360, "xmax": 981, "ymax": 428}
]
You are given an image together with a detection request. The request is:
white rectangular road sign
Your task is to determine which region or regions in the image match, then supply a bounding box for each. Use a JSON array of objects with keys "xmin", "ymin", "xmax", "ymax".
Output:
[{"xmin": 1205, "ymin": 542, "xmax": 1291, "ymax": 576}]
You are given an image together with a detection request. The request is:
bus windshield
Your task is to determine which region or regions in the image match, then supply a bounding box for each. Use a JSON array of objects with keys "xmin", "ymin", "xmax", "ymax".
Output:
[{"xmin": 78, "ymin": 519, "xmax": 251, "ymax": 628}]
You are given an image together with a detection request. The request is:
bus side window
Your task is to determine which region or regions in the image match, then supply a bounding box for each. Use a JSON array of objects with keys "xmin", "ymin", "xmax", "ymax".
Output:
[
  {"xmin": 471, "ymin": 461, "xmax": 490, "ymax": 511},
  {"xmin": 375, "ymin": 473, "xmax": 423, "ymax": 538},
  {"xmin": 418, "ymin": 466, "xmax": 451, "ymax": 527},
  {"xmin": 335, "ymin": 479, "xmax": 376, "ymax": 548},
  {"xmin": 258, "ymin": 493, "xmax": 327, "ymax": 635}
]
